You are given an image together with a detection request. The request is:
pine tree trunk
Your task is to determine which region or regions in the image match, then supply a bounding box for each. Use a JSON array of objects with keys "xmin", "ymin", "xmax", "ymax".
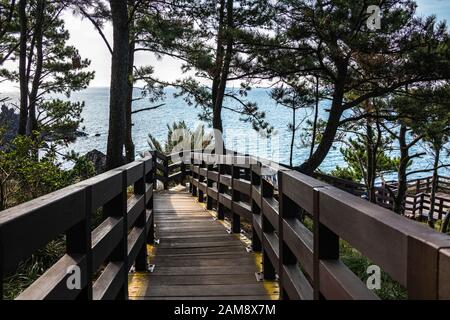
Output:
[
  {"xmin": 290, "ymin": 107, "xmax": 296, "ymax": 167},
  {"xmin": 298, "ymin": 76, "xmax": 346, "ymax": 175},
  {"xmin": 366, "ymin": 119, "xmax": 376, "ymax": 203},
  {"xmin": 125, "ymin": 40, "xmax": 135, "ymax": 163},
  {"xmin": 18, "ymin": 0, "xmax": 28, "ymax": 135},
  {"xmin": 428, "ymin": 148, "xmax": 440, "ymax": 228},
  {"xmin": 27, "ymin": 0, "xmax": 45, "ymax": 136},
  {"xmin": 310, "ymin": 76, "xmax": 320, "ymax": 159},
  {"xmin": 394, "ymin": 125, "xmax": 408, "ymax": 214},
  {"xmin": 106, "ymin": 0, "xmax": 130, "ymax": 170},
  {"xmin": 212, "ymin": 0, "xmax": 232, "ymax": 154}
]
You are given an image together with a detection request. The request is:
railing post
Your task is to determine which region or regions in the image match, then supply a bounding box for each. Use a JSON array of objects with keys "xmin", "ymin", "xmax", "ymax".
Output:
[
  {"xmin": 261, "ymin": 176, "xmax": 276, "ymax": 281},
  {"xmin": 419, "ymin": 193, "xmax": 425, "ymax": 218},
  {"xmin": 163, "ymin": 157, "xmax": 169, "ymax": 190},
  {"xmin": 278, "ymin": 171, "xmax": 300, "ymax": 299},
  {"xmin": 217, "ymin": 160, "xmax": 226, "ymax": 220},
  {"xmin": 412, "ymin": 195, "xmax": 417, "ymax": 217},
  {"xmin": 191, "ymin": 154, "xmax": 198, "ymax": 197},
  {"xmin": 180, "ymin": 151, "xmax": 186, "ymax": 186},
  {"xmin": 66, "ymin": 185, "xmax": 92, "ymax": 300},
  {"xmin": 206, "ymin": 162, "xmax": 214, "ymax": 210},
  {"xmin": 198, "ymin": 157, "xmax": 205, "ymax": 203},
  {"xmin": 103, "ymin": 170, "xmax": 128, "ymax": 300},
  {"xmin": 146, "ymin": 158, "xmax": 155, "ymax": 244},
  {"xmin": 152, "ymin": 152, "xmax": 157, "ymax": 190},
  {"xmin": 230, "ymin": 164, "xmax": 241, "ymax": 234},
  {"xmin": 189, "ymin": 153, "xmax": 193, "ymax": 194},
  {"xmin": 134, "ymin": 162, "xmax": 148, "ymax": 272},
  {"xmin": 407, "ymin": 236, "xmax": 442, "ymax": 299},
  {"xmin": 313, "ymin": 187, "xmax": 339, "ymax": 300},
  {"xmin": 250, "ymin": 162, "xmax": 262, "ymax": 252}
]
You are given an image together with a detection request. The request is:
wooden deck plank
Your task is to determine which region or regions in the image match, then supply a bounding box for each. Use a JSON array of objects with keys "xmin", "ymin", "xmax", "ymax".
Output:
[
  {"xmin": 157, "ymin": 236, "xmax": 237, "ymax": 244},
  {"xmin": 151, "ymin": 266, "xmax": 259, "ymax": 276},
  {"xmin": 137, "ymin": 284, "xmax": 269, "ymax": 297},
  {"xmin": 151, "ymin": 257, "xmax": 258, "ymax": 267},
  {"xmin": 157, "ymin": 240, "xmax": 244, "ymax": 249},
  {"xmin": 128, "ymin": 189, "xmax": 276, "ymax": 300},
  {"xmin": 159, "ymin": 231, "xmax": 235, "ymax": 239},
  {"xmin": 129, "ymin": 274, "xmax": 259, "ymax": 286},
  {"xmin": 154, "ymin": 246, "xmax": 246, "ymax": 256}
]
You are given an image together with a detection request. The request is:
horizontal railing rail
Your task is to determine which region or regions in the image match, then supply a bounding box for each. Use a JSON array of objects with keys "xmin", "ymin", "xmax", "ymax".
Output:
[
  {"xmin": 0, "ymin": 157, "xmax": 154, "ymax": 300},
  {"xmin": 185, "ymin": 150, "xmax": 450, "ymax": 300}
]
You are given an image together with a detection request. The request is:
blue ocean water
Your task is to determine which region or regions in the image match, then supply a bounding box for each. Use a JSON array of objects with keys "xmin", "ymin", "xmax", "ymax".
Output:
[
  {"xmin": 62, "ymin": 87, "xmax": 348, "ymax": 173},
  {"xmin": 1, "ymin": 87, "xmax": 449, "ymax": 179}
]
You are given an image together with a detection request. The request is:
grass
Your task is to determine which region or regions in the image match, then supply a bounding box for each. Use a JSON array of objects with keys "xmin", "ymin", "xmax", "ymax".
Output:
[
  {"xmin": 2, "ymin": 238, "xmax": 66, "ymax": 300},
  {"xmin": 3, "ymin": 207, "xmax": 105, "ymax": 300},
  {"xmin": 298, "ymin": 215, "xmax": 407, "ymax": 299},
  {"xmin": 340, "ymin": 241, "xmax": 407, "ymax": 300}
]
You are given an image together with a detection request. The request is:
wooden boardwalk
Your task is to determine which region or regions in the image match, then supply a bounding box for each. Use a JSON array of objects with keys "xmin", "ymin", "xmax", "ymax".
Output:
[{"xmin": 128, "ymin": 187, "xmax": 278, "ymax": 300}]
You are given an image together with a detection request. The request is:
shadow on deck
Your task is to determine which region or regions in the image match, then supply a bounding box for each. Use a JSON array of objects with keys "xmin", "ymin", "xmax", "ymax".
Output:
[{"xmin": 128, "ymin": 187, "xmax": 279, "ymax": 300}]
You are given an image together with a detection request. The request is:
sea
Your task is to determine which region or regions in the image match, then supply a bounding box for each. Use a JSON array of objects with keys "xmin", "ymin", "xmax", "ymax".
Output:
[{"xmin": 1, "ymin": 87, "xmax": 449, "ymax": 180}]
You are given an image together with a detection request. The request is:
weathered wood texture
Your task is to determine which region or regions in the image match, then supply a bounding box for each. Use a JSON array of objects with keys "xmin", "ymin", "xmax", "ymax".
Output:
[
  {"xmin": 2, "ymin": 149, "xmax": 450, "ymax": 301},
  {"xmin": 186, "ymin": 151, "xmax": 450, "ymax": 300},
  {"xmin": 129, "ymin": 190, "xmax": 277, "ymax": 300},
  {"xmin": 0, "ymin": 157, "xmax": 154, "ymax": 300}
]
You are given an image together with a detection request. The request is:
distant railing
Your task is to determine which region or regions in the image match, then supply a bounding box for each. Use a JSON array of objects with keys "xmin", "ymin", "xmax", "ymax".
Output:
[
  {"xmin": 0, "ymin": 157, "xmax": 154, "ymax": 300},
  {"xmin": 382, "ymin": 176, "xmax": 450, "ymax": 219},
  {"xmin": 313, "ymin": 173, "xmax": 450, "ymax": 220},
  {"xmin": 384, "ymin": 175, "xmax": 450, "ymax": 195},
  {"xmin": 186, "ymin": 150, "xmax": 450, "ymax": 300},
  {"xmin": 151, "ymin": 150, "xmax": 188, "ymax": 190}
]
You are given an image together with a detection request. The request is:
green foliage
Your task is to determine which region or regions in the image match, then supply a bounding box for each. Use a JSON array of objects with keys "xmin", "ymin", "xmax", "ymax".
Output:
[
  {"xmin": 340, "ymin": 241, "xmax": 407, "ymax": 300},
  {"xmin": 332, "ymin": 136, "xmax": 400, "ymax": 184},
  {"xmin": 5, "ymin": 0, "xmax": 94, "ymax": 143},
  {"xmin": 167, "ymin": 0, "xmax": 274, "ymax": 135},
  {"xmin": 330, "ymin": 166, "xmax": 361, "ymax": 183},
  {"xmin": 2, "ymin": 238, "xmax": 66, "ymax": 300},
  {"xmin": 0, "ymin": 132, "xmax": 95, "ymax": 299},
  {"xmin": 147, "ymin": 121, "xmax": 213, "ymax": 155},
  {"xmin": 301, "ymin": 215, "xmax": 407, "ymax": 299},
  {"xmin": 0, "ymin": 133, "xmax": 95, "ymax": 208},
  {"xmin": 408, "ymin": 86, "xmax": 450, "ymax": 152}
]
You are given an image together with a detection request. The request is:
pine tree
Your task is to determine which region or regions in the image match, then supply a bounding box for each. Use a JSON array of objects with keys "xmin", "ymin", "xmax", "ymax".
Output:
[
  {"xmin": 9, "ymin": 1, "xmax": 94, "ymax": 143},
  {"xmin": 254, "ymin": 0, "xmax": 450, "ymax": 174}
]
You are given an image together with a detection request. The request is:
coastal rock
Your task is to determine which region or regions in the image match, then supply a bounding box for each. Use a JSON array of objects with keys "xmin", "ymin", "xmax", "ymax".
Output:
[
  {"xmin": 0, "ymin": 105, "xmax": 19, "ymax": 150},
  {"xmin": 86, "ymin": 149, "xmax": 107, "ymax": 174}
]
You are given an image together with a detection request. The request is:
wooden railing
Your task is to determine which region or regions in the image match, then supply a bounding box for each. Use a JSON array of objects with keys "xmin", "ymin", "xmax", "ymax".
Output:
[
  {"xmin": 312, "ymin": 172, "xmax": 367, "ymax": 197},
  {"xmin": 409, "ymin": 193, "xmax": 450, "ymax": 220},
  {"xmin": 187, "ymin": 150, "xmax": 450, "ymax": 300},
  {"xmin": 0, "ymin": 157, "xmax": 154, "ymax": 300},
  {"xmin": 382, "ymin": 176, "xmax": 450, "ymax": 219},
  {"xmin": 1, "ymin": 149, "xmax": 450, "ymax": 300},
  {"xmin": 384, "ymin": 175, "xmax": 450, "ymax": 195}
]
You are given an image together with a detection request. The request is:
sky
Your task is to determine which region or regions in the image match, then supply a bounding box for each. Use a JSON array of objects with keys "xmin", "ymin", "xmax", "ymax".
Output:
[{"xmin": 1, "ymin": 0, "xmax": 450, "ymax": 91}]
